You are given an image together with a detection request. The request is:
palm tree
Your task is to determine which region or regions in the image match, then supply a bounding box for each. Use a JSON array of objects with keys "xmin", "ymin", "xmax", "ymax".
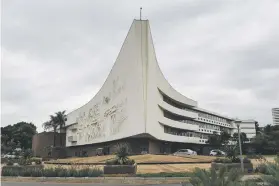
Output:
[
  {"xmin": 54, "ymin": 110, "xmax": 67, "ymax": 146},
  {"xmin": 42, "ymin": 119, "xmax": 59, "ymax": 147},
  {"xmin": 42, "ymin": 111, "xmax": 67, "ymax": 147}
]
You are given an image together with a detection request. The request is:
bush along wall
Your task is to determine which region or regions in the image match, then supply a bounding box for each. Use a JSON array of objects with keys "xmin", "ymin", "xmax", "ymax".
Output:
[{"xmin": 1, "ymin": 166, "xmax": 103, "ymax": 177}]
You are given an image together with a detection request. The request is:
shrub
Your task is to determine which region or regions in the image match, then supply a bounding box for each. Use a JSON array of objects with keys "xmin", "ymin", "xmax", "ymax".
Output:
[
  {"xmin": 42, "ymin": 157, "xmax": 52, "ymax": 161},
  {"xmin": 42, "ymin": 167, "xmax": 59, "ymax": 177},
  {"xmin": 225, "ymin": 145, "xmax": 239, "ymax": 162},
  {"xmin": 1, "ymin": 158, "xmax": 9, "ymax": 164},
  {"xmin": 186, "ymin": 167, "xmax": 256, "ymax": 186},
  {"xmin": 1, "ymin": 165, "xmax": 103, "ymax": 177},
  {"xmin": 261, "ymin": 156, "xmax": 279, "ymax": 185},
  {"xmin": 105, "ymin": 143, "xmax": 135, "ymax": 165},
  {"xmin": 30, "ymin": 157, "xmax": 42, "ymax": 165},
  {"xmin": 214, "ymin": 158, "xmax": 232, "ymax": 163},
  {"xmin": 126, "ymin": 159, "xmax": 135, "ymax": 165},
  {"xmin": 2, "ymin": 167, "xmax": 19, "ymax": 176},
  {"xmin": 255, "ymin": 163, "xmax": 268, "ymax": 174},
  {"xmin": 246, "ymin": 154, "xmax": 266, "ymax": 160},
  {"xmin": 137, "ymin": 172, "xmax": 194, "ymax": 177},
  {"xmin": 105, "ymin": 158, "xmax": 117, "ymax": 165},
  {"xmin": 6, "ymin": 160, "xmax": 14, "ymax": 166},
  {"xmin": 213, "ymin": 157, "xmax": 251, "ymax": 164},
  {"xmin": 18, "ymin": 158, "xmax": 26, "ymax": 165},
  {"xmin": 23, "ymin": 149, "xmax": 33, "ymax": 159}
]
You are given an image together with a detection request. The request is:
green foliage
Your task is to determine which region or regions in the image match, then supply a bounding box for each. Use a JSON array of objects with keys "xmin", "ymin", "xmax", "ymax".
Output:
[
  {"xmin": 232, "ymin": 132, "xmax": 248, "ymax": 148},
  {"xmin": 30, "ymin": 157, "xmax": 42, "ymax": 165},
  {"xmin": 106, "ymin": 143, "xmax": 135, "ymax": 165},
  {"xmin": 186, "ymin": 167, "xmax": 255, "ymax": 186},
  {"xmin": 213, "ymin": 157, "xmax": 251, "ymax": 164},
  {"xmin": 255, "ymin": 163, "xmax": 268, "ymax": 174},
  {"xmin": 42, "ymin": 110, "xmax": 67, "ymax": 147},
  {"xmin": 246, "ymin": 154, "xmax": 265, "ymax": 160},
  {"xmin": 23, "ymin": 149, "xmax": 33, "ymax": 159},
  {"xmin": 137, "ymin": 172, "xmax": 194, "ymax": 177},
  {"xmin": 261, "ymin": 156, "xmax": 279, "ymax": 186},
  {"xmin": 225, "ymin": 145, "xmax": 239, "ymax": 162},
  {"xmin": 116, "ymin": 146, "xmax": 129, "ymax": 165},
  {"xmin": 206, "ymin": 131, "xmax": 231, "ymax": 147},
  {"xmin": 1, "ymin": 122, "xmax": 37, "ymax": 151},
  {"xmin": 6, "ymin": 160, "xmax": 14, "ymax": 166},
  {"xmin": 214, "ymin": 158, "xmax": 232, "ymax": 163},
  {"xmin": 1, "ymin": 166, "xmax": 103, "ymax": 177},
  {"xmin": 251, "ymin": 125, "xmax": 279, "ymax": 154}
]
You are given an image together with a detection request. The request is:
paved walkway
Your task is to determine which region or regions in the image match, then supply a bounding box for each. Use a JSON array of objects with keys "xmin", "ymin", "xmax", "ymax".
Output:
[{"xmin": 2, "ymin": 182, "xmax": 182, "ymax": 186}]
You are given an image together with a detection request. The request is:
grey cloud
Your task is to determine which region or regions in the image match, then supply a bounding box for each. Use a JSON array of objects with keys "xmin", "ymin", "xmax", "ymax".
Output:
[{"xmin": 2, "ymin": 0, "xmax": 279, "ymax": 130}]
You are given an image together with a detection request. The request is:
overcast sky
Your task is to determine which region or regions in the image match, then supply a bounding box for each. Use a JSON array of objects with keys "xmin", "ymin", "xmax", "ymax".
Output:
[{"xmin": 2, "ymin": 0, "xmax": 279, "ymax": 131}]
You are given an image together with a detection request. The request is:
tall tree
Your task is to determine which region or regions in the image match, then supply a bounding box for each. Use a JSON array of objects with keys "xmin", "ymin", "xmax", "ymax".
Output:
[
  {"xmin": 42, "ymin": 119, "xmax": 58, "ymax": 147},
  {"xmin": 55, "ymin": 111, "xmax": 67, "ymax": 146},
  {"xmin": 232, "ymin": 132, "xmax": 248, "ymax": 148},
  {"xmin": 1, "ymin": 122, "xmax": 37, "ymax": 150},
  {"xmin": 255, "ymin": 121, "xmax": 260, "ymax": 134},
  {"xmin": 206, "ymin": 131, "xmax": 232, "ymax": 147},
  {"xmin": 251, "ymin": 125, "xmax": 279, "ymax": 154},
  {"xmin": 42, "ymin": 111, "xmax": 67, "ymax": 147}
]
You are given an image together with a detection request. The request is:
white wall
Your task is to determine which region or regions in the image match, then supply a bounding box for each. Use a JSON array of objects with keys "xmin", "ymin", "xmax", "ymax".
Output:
[
  {"xmin": 65, "ymin": 19, "xmax": 253, "ymax": 147},
  {"xmin": 65, "ymin": 20, "xmax": 146, "ymax": 147}
]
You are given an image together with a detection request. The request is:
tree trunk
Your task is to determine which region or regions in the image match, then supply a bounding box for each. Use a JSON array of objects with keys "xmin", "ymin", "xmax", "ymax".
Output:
[
  {"xmin": 53, "ymin": 128, "xmax": 57, "ymax": 147},
  {"xmin": 60, "ymin": 126, "xmax": 63, "ymax": 147}
]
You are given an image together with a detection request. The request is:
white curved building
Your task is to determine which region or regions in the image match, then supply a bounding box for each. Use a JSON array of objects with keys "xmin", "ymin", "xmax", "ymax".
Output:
[
  {"xmin": 272, "ymin": 108, "xmax": 279, "ymax": 125},
  {"xmin": 65, "ymin": 19, "xmax": 246, "ymax": 156}
]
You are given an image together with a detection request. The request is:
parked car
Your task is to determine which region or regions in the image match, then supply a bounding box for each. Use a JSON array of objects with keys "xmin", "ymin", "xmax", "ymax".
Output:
[
  {"xmin": 209, "ymin": 149, "xmax": 226, "ymax": 156},
  {"xmin": 3, "ymin": 154, "xmax": 16, "ymax": 159},
  {"xmin": 96, "ymin": 148, "xmax": 104, "ymax": 156},
  {"xmin": 173, "ymin": 149, "xmax": 197, "ymax": 156}
]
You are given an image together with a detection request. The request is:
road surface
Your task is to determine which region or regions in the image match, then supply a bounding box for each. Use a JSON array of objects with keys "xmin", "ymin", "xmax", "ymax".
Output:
[{"xmin": 1, "ymin": 182, "xmax": 185, "ymax": 186}]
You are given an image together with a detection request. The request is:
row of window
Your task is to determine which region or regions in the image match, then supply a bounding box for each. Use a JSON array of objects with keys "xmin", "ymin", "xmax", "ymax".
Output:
[
  {"xmin": 197, "ymin": 113, "xmax": 228, "ymax": 123},
  {"xmin": 179, "ymin": 119, "xmax": 231, "ymax": 131},
  {"xmin": 164, "ymin": 126, "xmax": 198, "ymax": 137},
  {"xmin": 164, "ymin": 126, "xmax": 215, "ymax": 140},
  {"xmin": 196, "ymin": 117, "xmax": 231, "ymax": 127},
  {"xmin": 161, "ymin": 93, "xmax": 231, "ymax": 126},
  {"xmin": 199, "ymin": 123, "xmax": 220, "ymax": 130}
]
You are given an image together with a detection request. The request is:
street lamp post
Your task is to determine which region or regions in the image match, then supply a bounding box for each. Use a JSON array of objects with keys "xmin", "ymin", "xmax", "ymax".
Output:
[{"xmin": 236, "ymin": 121, "xmax": 244, "ymax": 172}]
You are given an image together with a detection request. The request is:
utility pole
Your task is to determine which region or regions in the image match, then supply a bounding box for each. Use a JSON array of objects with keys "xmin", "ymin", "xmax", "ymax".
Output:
[
  {"xmin": 140, "ymin": 7, "xmax": 142, "ymax": 20},
  {"xmin": 236, "ymin": 120, "xmax": 244, "ymax": 172}
]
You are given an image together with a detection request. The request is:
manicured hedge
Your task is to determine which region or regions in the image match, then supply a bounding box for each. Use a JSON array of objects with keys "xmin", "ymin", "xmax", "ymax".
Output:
[
  {"xmin": 136, "ymin": 172, "xmax": 194, "ymax": 177},
  {"xmin": 1, "ymin": 166, "xmax": 103, "ymax": 177},
  {"xmin": 213, "ymin": 157, "xmax": 251, "ymax": 163}
]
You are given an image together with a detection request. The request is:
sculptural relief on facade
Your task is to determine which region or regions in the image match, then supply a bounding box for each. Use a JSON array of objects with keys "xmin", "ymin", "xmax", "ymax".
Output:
[{"xmin": 74, "ymin": 76, "xmax": 128, "ymax": 145}]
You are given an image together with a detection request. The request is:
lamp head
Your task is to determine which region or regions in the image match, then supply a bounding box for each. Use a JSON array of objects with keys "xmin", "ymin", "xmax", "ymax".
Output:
[{"xmin": 235, "ymin": 120, "xmax": 241, "ymax": 127}]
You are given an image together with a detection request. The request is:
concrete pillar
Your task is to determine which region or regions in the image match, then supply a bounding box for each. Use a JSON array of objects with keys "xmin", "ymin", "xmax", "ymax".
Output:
[{"xmin": 148, "ymin": 140, "xmax": 160, "ymax": 154}]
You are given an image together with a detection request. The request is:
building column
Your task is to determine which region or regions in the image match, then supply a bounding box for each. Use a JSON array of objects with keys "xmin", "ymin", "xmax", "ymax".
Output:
[{"xmin": 148, "ymin": 140, "xmax": 160, "ymax": 154}]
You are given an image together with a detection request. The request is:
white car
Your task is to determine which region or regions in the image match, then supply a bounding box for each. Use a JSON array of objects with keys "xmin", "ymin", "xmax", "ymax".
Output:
[
  {"xmin": 3, "ymin": 154, "xmax": 16, "ymax": 159},
  {"xmin": 173, "ymin": 149, "xmax": 197, "ymax": 156},
  {"xmin": 209, "ymin": 149, "xmax": 226, "ymax": 156}
]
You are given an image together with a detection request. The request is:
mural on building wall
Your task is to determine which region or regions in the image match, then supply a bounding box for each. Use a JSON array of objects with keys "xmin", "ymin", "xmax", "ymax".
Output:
[{"xmin": 74, "ymin": 76, "xmax": 128, "ymax": 144}]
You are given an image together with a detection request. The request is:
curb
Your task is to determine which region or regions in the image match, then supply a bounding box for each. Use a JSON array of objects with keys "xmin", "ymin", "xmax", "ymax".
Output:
[
  {"xmin": 1, "ymin": 176, "xmax": 190, "ymax": 180},
  {"xmin": 44, "ymin": 161, "xmax": 212, "ymax": 165}
]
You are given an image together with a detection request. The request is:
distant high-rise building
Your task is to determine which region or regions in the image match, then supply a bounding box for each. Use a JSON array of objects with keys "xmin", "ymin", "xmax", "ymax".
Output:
[{"xmin": 272, "ymin": 108, "xmax": 279, "ymax": 125}]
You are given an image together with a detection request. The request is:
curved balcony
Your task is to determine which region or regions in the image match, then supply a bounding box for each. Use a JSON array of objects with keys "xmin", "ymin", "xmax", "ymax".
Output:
[
  {"xmin": 159, "ymin": 117, "xmax": 199, "ymax": 132},
  {"xmin": 158, "ymin": 99, "xmax": 198, "ymax": 119},
  {"xmin": 162, "ymin": 133, "xmax": 201, "ymax": 144}
]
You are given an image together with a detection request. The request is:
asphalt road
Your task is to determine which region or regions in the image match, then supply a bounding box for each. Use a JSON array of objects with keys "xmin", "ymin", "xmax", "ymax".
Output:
[{"xmin": 1, "ymin": 182, "xmax": 185, "ymax": 186}]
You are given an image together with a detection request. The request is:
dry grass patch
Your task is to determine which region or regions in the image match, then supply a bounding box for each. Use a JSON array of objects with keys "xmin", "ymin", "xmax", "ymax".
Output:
[
  {"xmin": 137, "ymin": 164, "xmax": 211, "ymax": 174},
  {"xmin": 50, "ymin": 154, "xmax": 216, "ymax": 164},
  {"xmin": 50, "ymin": 155, "xmax": 115, "ymax": 163}
]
